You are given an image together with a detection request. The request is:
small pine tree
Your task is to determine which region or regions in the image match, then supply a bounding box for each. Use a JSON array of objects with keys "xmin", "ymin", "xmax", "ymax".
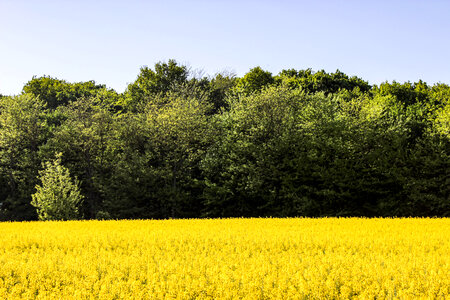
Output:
[{"xmin": 31, "ymin": 153, "xmax": 83, "ymax": 220}]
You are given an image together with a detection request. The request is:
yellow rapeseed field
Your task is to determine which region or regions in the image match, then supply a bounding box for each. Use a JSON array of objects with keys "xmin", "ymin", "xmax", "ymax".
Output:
[{"xmin": 0, "ymin": 218, "xmax": 448, "ymax": 299}]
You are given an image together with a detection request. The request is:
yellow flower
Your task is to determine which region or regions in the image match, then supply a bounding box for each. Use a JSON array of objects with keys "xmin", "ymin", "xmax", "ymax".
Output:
[{"xmin": 0, "ymin": 218, "xmax": 448, "ymax": 299}]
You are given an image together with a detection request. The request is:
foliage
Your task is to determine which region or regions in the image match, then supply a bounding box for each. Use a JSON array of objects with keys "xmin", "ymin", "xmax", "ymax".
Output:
[
  {"xmin": 433, "ymin": 101, "xmax": 450, "ymax": 137},
  {"xmin": 233, "ymin": 66, "xmax": 274, "ymax": 95},
  {"xmin": 0, "ymin": 63, "xmax": 449, "ymax": 220},
  {"xmin": 207, "ymin": 72, "xmax": 237, "ymax": 112},
  {"xmin": 276, "ymin": 68, "xmax": 371, "ymax": 94},
  {"xmin": 124, "ymin": 59, "xmax": 190, "ymax": 110},
  {"xmin": 0, "ymin": 94, "xmax": 47, "ymax": 220},
  {"xmin": 23, "ymin": 76, "xmax": 111, "ymax": 109},
  {"xmin": 141, "ymin": 93, "xmax": 213, "ymax": 218},
  {"xmin": 41, "ymin": 96, "xmax": 114, "ymax": 219},
  {"xmin": 31, "ymin": 153, "xmax": 83, "ymax": 220}
]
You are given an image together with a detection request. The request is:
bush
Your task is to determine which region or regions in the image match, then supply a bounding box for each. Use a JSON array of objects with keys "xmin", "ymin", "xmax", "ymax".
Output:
[{"xmin": 31, "ymin": 153, "xmax": 83, "ymax": 220}]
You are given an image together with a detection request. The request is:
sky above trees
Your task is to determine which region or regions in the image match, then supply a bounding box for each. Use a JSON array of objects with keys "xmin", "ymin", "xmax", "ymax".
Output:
[{"xmin": 1, "ymin": 0, "xmax": 450, "ymax": 95}]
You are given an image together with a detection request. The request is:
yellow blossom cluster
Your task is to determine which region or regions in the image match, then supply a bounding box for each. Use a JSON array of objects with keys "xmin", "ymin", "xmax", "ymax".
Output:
[{"xmin": 0, "ymin": 218, "xmax": 448, "ymax": 299}]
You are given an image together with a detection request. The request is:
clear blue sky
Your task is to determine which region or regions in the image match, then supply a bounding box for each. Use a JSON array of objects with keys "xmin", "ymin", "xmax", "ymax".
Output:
[{"xmin": 1, "ymin": 0, "xmax": 450, "ymax": 95}]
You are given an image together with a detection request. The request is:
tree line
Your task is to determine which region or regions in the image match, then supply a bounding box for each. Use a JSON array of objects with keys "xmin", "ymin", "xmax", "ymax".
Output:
[{"xmin": 0, "ymin": 60, "xmax": 448, "ymax": 220}]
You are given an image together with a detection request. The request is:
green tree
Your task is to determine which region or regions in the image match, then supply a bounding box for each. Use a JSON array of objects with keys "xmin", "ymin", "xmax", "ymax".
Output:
[
  {"xmin": 276, "ymin": 69, "xmax": 371, "ymax": 95},
  {"xmin": 42, "ymin": 96, "xmax": 114, "ymax": 218},
  {"xmin": 144, "ymin": 93, "xmax": 212, "ymax": 217},
  {"xmin": 208, "ymin": 72, "xmax": 237, "ymax": 112},
  {"xmin": 31, "ymin": 153, "xmax": 83, "ymax": 220},
  {"xmin": 100, "ymin": 112, "xmax": 158, "ymax": 218},
  {"xmin": 234, "ymin": 66, "xmax": 274, "ymax": 95},
  {"xmin": 104, "ymin": 92, "xmax": 213, "ymax": 219},
  {"xmin": 124, "ymin": 60, "xmax": 189, "ymax": 110},
  {"xmin": 432, "ymin": 102, "xmax": 450, "ymax": 137},
  {"xmin": 373, "ymin": 80, "xmax": 429, "ymax": 106},
  {"xmin": 23, "ymin": 76, "xmax": 109, "ymax": 109},
  {"xmin": 0, "ymin": 94, "xmax": 47, "ymax": 220},
  {"xmin": 202, "ymin": 86, "xmax": 323, "ymax": 217},
  {"xmin": 201, "ymin": 85, "xmax": 411, "ymax": 217}
]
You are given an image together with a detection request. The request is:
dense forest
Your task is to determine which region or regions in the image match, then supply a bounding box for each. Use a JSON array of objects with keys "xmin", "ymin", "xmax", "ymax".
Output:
[{"xmin": 0, "ymin": 60, "xmax": 449, "ymax": 220}]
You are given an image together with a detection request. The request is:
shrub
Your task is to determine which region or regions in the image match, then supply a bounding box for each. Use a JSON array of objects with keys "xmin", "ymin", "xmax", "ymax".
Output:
[{"xmin": 31, "ymin": 153, "xmax": 83, "ymax": 220}]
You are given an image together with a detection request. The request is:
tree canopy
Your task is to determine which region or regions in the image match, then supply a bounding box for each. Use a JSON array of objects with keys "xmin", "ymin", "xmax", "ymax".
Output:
[{"xmin": 0, "ymin": 60, "xmax": 448, "ymax": 220}]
